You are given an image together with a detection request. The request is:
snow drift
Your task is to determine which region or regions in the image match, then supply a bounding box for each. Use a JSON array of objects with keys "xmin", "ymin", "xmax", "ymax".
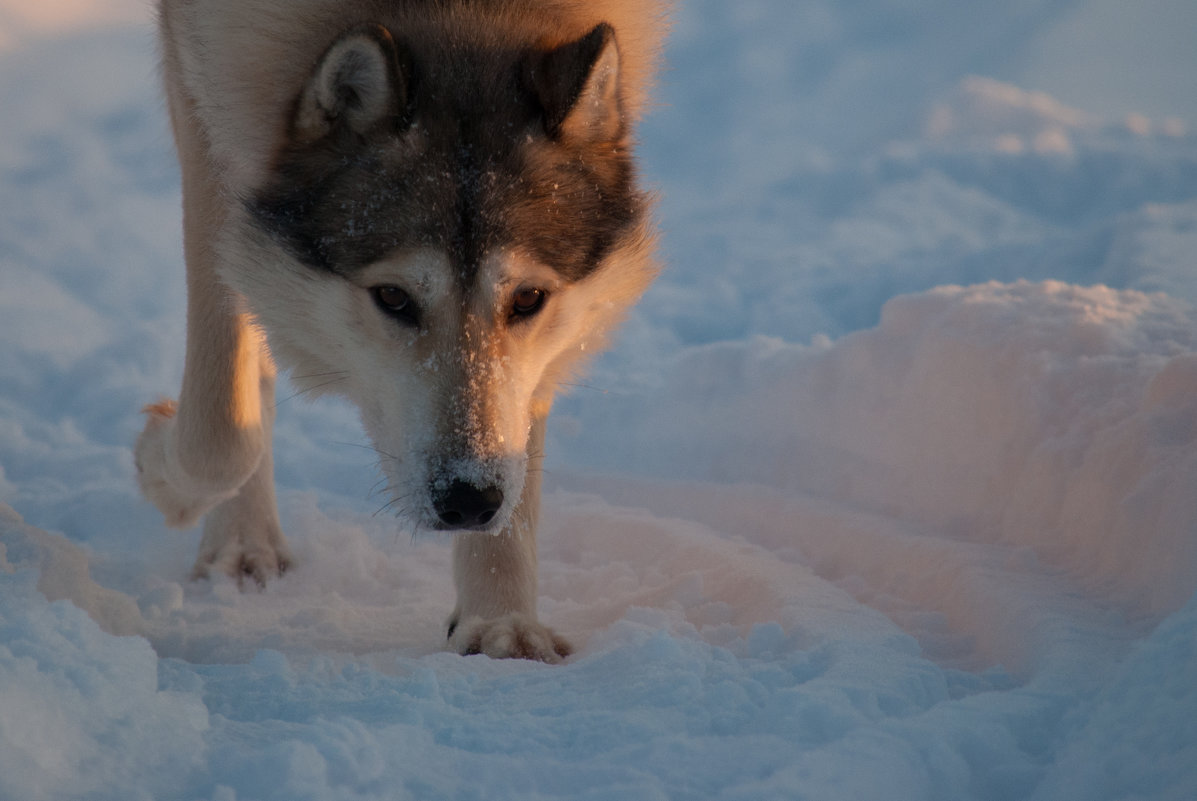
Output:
[{"xmin": 564, "ymin": 281, "xmax": 1197, "ymax": 620}]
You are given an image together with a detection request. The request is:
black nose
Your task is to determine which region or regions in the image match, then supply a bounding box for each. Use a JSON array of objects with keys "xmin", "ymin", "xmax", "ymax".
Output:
[{"xmin": 432, "ymin": 480, "xmax": 504, "ymax": 529}]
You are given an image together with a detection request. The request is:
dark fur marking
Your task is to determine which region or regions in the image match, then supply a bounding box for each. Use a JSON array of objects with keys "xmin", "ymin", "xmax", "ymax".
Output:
[
  {"xmin": 248, "ymin": 21, "xmax": 640, "ymax": 284},
  {"xmin": 528, "ymin": 23, "xmax": 616, "ymax": 137}
]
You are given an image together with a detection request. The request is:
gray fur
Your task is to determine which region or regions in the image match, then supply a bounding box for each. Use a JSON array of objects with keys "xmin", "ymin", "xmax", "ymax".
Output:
[{"xmin": 250, "ymin": 18, "xmax": 640, "ymax": 283}]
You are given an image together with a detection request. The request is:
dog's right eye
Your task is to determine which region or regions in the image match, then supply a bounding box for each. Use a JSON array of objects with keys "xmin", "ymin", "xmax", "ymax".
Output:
[{"xmin": 371, "ymin": 285, "xmax": 418, "ymax": 325}]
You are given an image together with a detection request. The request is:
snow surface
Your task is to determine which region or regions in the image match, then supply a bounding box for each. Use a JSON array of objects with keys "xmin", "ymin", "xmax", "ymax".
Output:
[{"xmin": 2, "ymin": 1, "xmax": 1197, "ymax": 799}]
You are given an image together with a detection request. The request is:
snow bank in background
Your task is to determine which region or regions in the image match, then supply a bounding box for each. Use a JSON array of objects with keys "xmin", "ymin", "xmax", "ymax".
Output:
[
  {"xmin": 925, "ymin": 76, "xmax": 1095, "ymax": 155},
  {"xmin": 0, "ymin": 0, "xmax": 148, "ymax": 50},
  {"xmin": 632, "ymin": 64, "xmax": 1197, "ymax": 361},
  {"xmin": 1007, "ymin": 0, "xmax": 1197, "ymax": 126}
]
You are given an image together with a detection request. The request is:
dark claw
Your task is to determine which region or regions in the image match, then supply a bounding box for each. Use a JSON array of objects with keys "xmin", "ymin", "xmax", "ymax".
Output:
[{"xmin": 237, "ymin": 557, "xmax": 267, "ymax": 591}]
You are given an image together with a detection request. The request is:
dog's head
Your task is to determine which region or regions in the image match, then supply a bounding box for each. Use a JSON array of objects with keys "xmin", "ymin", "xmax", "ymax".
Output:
[{"xmin": 224, "ymin": 19, "xmax": 657, "ymax": 533}]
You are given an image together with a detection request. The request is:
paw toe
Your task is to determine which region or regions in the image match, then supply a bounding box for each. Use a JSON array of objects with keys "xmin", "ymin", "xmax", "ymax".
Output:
[
  {"xmin": 451, "ymin": 613, "xmax": 572, "ymax": 663},
  {"xmin": 235, "ymin": 547, "xmax": 291, "ymax": 590}
]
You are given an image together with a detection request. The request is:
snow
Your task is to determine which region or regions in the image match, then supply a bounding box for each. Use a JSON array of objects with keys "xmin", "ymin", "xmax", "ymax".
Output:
[{"xmin": 2, "ymin": 0, "xmax": 1197, "ymax": 799}]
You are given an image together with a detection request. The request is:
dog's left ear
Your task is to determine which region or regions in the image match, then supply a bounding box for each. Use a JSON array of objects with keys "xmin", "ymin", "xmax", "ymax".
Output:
[
  {"xmin": 528, "ymin": 23, "xmax": 623, "ymax": 142},
  {"xmin": 294, "ymin": 24, "xmax": 409, "ymax": 143}
]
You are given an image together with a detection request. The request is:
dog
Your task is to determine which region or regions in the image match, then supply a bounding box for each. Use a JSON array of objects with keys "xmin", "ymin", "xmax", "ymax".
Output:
[{"xmin": 135, "ymin": 0, "xmax": 666, "ymax": 662}]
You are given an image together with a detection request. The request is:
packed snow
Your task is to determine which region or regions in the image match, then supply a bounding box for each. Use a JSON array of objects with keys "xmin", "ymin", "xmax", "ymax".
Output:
[{"xmin": 2, "ymin": 1, "xmax": 1197, "ymax": 799}]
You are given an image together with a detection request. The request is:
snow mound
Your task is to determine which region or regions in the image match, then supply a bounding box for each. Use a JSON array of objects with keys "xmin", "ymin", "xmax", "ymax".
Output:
[{"xmin": 560, "ymin": 281, "xmax": 1197, "ymax": 621}]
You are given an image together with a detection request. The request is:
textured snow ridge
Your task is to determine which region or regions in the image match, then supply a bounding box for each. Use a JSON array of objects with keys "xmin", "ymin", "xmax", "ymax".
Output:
[{"xmin": 573, "ymin": 282, "xmax": 1197, "ymax": 616}]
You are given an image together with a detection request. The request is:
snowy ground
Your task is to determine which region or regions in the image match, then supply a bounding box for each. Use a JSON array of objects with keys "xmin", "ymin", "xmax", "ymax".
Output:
[{"xmin": 2, "ymin": 1, "xmax": 1197, "ymax": 799}]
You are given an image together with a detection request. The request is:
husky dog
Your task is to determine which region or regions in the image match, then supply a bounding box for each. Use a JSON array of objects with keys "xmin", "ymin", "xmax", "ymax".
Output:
[{"xmin": 136, "ymin": 0, "xmax": 665, "ymax": 662}]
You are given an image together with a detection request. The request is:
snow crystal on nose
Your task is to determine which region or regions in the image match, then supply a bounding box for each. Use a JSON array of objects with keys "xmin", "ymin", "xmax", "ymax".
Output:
[{"xmin": 428, "ymin": 455, "xmax": 503, "ymax": 494}]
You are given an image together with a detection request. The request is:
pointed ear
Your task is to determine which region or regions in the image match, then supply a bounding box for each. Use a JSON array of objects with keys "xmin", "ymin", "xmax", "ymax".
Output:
[
  {"xmin": 294, "ymin": 24, "xmax": 408, "ymax": 143},
  {"xmin": 529, "ymin": 23, "xmax": 623, "ymax": 142}
]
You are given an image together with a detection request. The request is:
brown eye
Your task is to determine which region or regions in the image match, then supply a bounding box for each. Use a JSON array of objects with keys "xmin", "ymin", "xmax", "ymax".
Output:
[
  {"xmin": 371, "ymin": 285, "xmax": 418, "ymax": 325},
  {"xmin": 511, "ymin": 287, "xmax": 547, "ymax": 319}
]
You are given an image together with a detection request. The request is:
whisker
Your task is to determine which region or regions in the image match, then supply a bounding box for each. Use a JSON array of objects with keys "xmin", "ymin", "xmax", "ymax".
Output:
[
  {"xmin": 407, "ymin": 516, "xmax": 429, "ymax": 547},
  {"xmin": 367, "ymin": 475, "xmax": 391, "ymax": 500},
  {"xmin": 558, "ymin": 380, "xmax": 613, "ymax": 394},
  {"xmin": 274, "ymin": 375, "xmax": 349, "ymax": 407},
  {"xmin": 327, "ymin": 440, "xmax": 400, "ymax": 462},
  {"xmin": 373, "ymin": 493, "xmax": 413, "ymax": 519},
  {"xmin": 289, "ymin": 370, "xmax": 351, "ymax": 382}
]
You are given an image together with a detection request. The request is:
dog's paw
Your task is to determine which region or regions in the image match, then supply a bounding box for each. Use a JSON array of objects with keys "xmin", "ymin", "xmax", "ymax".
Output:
[
  {"xmin": 192, "ymin": 495, "xmax": 294, "ymax": 589},
  {"xmin": 134, "ymin": 400, "xmax": 234, "ymax": 529},
  {"xmin": 448, "ymin": 613, "xmax": 573, "ymax": 663},
  {"xmin": 191, "ymin": 536, "xmax": 294, "ymax": 589}
]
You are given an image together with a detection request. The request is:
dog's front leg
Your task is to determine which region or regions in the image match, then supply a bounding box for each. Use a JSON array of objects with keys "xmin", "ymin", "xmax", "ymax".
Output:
[
  {"xmin": 447, "ymin": 415, "xmax": 572, "ymax": 662},
  {"xmin": 136, "ymin": 295, "xmax": 292, "ymax": 584},
  {"xmin": 188, "ymin": 354, "xmax": 292, "ymax": 586},
  {"xmin": 136, "ymin": 283, "xmax": 292, "ymax": 585},
  {"xmin": 135, "ymin": 110, "xmax": 291, "ymax": 584},
  {"xmin": 135, "ymin": 305, "xmax": 266, "ymax": 527}
]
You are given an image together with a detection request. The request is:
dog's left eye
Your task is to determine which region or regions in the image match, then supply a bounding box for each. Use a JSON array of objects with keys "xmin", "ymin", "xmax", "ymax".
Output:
[
  {"xmin": 371, "ymin": 285, "xmax": 419, "ymax": 326},
  {"xmin": 511, "ymin": 287, "xmax": 547, "ymax": 319}
]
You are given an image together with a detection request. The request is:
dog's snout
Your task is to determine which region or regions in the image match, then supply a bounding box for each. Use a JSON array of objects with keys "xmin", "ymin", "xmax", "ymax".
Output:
[{"xmin": 433, "ymin": 480, "xmax": 504, "ymax": 529}]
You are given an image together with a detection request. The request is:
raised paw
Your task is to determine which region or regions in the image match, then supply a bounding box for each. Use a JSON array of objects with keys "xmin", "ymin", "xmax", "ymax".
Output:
[
  {"xmin": 134, "ymin": 399, "xmax": 236, "ymax": 529},
  {"xmin": 448, "ymin": 612, "xmax": 573, "ymax": 663}
]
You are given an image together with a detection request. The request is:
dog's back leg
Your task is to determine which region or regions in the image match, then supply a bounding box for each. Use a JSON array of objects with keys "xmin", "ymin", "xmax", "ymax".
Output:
[{"xmin": 135, "ymin": 67, "xmax": 292, "ymax": 584}]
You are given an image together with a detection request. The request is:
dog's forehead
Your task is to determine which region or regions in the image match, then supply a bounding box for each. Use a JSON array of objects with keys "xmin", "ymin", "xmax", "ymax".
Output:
[
  {"xmin": 475, "ymin": 247, "xmax": 564, "ymax": 294},
  {"xmin": 357, "ymin": 247, "xmax": 455, "ymax": 293},
  {"xmin": 247, "ymin": 36, "xmax": 638, "ymax": 287}
]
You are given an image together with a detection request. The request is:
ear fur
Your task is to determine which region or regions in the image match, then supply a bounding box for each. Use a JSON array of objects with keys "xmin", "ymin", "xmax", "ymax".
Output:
[
  {"xmin": 294, "ymin": 24, "xmax": 407, "ymax": 143},
  {"xmin": 529, "ymin": 23, "xmax": 623, "ymax": 142}
]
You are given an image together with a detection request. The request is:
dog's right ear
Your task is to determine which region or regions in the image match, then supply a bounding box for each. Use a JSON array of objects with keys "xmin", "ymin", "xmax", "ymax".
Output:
[
  {"xmin": 294, "ymin": 24, "xmax": 410, "ymax": 143},
  {"xmin": 528, "ymin": 23, "xmax": 623, "ymax": 143}
]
